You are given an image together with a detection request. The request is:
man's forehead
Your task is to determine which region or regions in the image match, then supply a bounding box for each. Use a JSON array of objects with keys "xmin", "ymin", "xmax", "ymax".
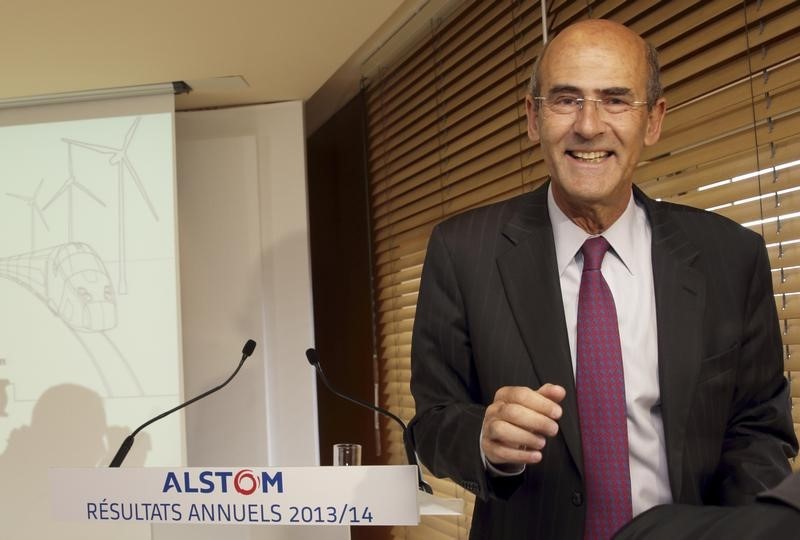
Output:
[
  {"xmin": 538, "ymin": 37, "xmax": 648, "ymax": 92},
  {"xmin": 545, "ymin": 38, "xmax": 645, "ymax": 65}
]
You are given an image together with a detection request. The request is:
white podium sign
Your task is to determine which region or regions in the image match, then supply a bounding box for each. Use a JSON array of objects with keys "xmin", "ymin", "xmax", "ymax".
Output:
[{"xmin": 50, "ymin": 466, "xmax": 419, "ymax": 526}]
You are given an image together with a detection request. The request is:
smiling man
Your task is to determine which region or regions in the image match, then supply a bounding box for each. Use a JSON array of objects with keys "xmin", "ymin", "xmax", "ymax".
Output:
[
  {"xmin": 408, "ymin": 19, "xmax": 797, "ymax": 540},
  {"xmin": 527, "ymin": 20, "xmax": 665, "ymax": 235}
]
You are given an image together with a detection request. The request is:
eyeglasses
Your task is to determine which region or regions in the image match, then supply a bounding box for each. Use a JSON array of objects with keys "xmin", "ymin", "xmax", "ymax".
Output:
[{"xmin": 533, "ymin": 95, "xmax": 649, "ymax": 115}]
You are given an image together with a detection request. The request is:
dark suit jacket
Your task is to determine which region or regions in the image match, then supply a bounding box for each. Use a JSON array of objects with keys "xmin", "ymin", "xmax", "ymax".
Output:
[
  {"xmin": 408, "ymin": 183, "xmax": 797, "ymax": 539},
  {"xmin": 613, "ymin": 472, "xmax": 800, "ymax": 539}
]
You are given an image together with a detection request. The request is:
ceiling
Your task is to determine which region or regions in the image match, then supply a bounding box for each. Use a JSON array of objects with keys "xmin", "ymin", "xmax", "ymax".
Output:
[{"xmin": 0, "ymin": 0, "xmax": 451, "ymax": 132}]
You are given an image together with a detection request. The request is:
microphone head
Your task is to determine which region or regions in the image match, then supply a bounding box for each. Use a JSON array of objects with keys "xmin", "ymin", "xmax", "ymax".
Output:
[
  {"xmin": 305, "ymin": 348, "xmax": 320, "ymax": 366},
  {"xmin": 242, "ymin": 339, "xmax": 257, "ymax": 357}
]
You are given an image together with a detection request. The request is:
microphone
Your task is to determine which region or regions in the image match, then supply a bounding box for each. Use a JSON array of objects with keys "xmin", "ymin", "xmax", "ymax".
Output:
[
  {"xmin": 109, "ymin": 339, "xmax": 257, "ymax": 467},
  {"xmin": 305, "ymin": 347, "xmax": 432, "ymax": 494}
]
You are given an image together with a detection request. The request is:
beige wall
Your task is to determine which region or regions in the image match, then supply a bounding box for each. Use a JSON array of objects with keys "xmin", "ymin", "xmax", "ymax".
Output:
[{"xmin": 170, "ymin": 101, "xmax": 347, "ymax": 540}]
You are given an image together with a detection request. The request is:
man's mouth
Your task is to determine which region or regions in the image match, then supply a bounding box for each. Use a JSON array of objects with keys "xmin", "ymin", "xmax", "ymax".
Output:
[{"xmin": 566, "ymin": 150, "xmax": 611, "ymax": 162}]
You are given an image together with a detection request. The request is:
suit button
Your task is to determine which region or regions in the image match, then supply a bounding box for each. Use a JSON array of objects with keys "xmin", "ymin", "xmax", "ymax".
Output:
[{"xmin": 572, "ymin": 491, "xmax": 583, "ymax": 506}]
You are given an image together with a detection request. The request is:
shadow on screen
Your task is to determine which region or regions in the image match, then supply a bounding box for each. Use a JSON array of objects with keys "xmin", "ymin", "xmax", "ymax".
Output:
[{"xmin": 0, "ymin": 383, "xmax": 150, "ymax": 537}]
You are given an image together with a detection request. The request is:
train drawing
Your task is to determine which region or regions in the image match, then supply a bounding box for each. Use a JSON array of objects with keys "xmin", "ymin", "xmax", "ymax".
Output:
[
  {"xmin": 0, "ymin": 242, "xmax": 116, "ymax": 332},
  {"xmin": 0, "ymin": 242, "xmax": 143, "ymax": 396}
]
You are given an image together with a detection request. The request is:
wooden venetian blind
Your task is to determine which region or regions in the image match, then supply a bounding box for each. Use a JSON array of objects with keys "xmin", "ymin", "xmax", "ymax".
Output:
[{"xmin": 363, "ymin": 1, "xmax": 800, "ymax": 538}]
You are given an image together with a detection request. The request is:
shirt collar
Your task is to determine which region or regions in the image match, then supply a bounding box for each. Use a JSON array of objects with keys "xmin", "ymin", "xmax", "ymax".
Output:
[{"xmin": 547, "ymin": 184, "xmax": 641, "ymax": 276}]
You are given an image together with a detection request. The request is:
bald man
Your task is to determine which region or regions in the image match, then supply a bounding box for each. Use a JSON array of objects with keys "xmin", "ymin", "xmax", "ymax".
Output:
[{"xmin": 409, "ymin": 19, "xmax": 797, "ymax": 540}]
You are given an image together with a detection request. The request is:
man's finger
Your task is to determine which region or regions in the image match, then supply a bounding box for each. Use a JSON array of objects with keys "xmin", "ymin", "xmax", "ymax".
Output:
[
  {"xmin": 494, "ymin": 385, "xmax": 564, "ymax": 420},
  {"xmin": 538, "ymin": 383, "xmax": 567, "ymax": 406}
]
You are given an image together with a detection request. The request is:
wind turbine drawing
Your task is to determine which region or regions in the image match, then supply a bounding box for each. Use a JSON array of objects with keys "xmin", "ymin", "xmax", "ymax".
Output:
[
  {"xmin": 43, "ymin": 143, "xmax": 106, "ymax": 242},
  {"xmin": 6, "ymin": 178, "xmax": 49, "ymax": 251},
  {"xmin": 63, "ymin": 117, "xmax": 158, "ymax": 294}
]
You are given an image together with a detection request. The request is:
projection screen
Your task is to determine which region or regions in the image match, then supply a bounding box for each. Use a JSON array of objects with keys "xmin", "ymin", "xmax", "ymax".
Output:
[{"xmin": 0, "ymin": 91, "xmax": 182, "ymax": 538}]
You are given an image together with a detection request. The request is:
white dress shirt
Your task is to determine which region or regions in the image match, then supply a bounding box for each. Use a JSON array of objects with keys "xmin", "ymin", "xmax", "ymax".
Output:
[{"xmin": 548, "ymin": 185, "xmax": 672, "ymax": 516}]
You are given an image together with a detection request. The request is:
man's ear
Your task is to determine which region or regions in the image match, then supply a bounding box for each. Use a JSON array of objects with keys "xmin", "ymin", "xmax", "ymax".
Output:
[
  {"xmin": 525, "ymin": 95, "xmax": 540, "ymax": 143},
  {"xmin": 644, "ymin": 97, "xmax": 667, "ymax": 146}
]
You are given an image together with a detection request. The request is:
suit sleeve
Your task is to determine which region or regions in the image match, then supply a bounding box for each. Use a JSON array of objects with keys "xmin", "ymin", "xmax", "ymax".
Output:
[
  {"xmin": 712, "ymin": 237, "xmax": 798, "ymax": 504},
  {"xmin": 615, "ymin": 472, "xmax": 800, "ymax": 540},
  {"xmin": 408, "ymin": 225, "xmax": 523, "ymax": 501},
  {"xmin": 612, "ymin": 500, "xmax": 800, "ymax": 540}
]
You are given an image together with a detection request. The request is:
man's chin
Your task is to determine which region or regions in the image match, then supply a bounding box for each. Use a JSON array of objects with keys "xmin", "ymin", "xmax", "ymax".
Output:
[{"xmin": 551, "ymin": 179, "xmax": 632, "ymax": 211}]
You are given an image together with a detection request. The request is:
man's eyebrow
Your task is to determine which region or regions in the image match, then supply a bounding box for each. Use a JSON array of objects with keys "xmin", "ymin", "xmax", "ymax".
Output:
[
  {"xmin": 546, "ymin": 85, "xmax": 581, "ymax": 96},
  {"xmin": 545, "ymin": 85, "xmax": 635, "ymax": 97},
  {"xmin": 600, "ymin": 87, "xmax": 635, "ymax": 96}
]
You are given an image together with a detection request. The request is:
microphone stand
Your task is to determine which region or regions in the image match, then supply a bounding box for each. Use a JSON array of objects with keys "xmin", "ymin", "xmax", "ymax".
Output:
[
  {"xmin": 306, "ymin": 348, "xmax": 433, "ymax": 494},
  {"xmin": 109, "ymin": 339, "xmax": 257, "ymax": 467}
]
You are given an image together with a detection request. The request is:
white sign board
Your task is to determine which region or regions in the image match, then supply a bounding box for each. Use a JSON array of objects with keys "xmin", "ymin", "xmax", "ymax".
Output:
[{"xmin": 50, "ymin": 466, "xmax": 419, "ymax": 526}]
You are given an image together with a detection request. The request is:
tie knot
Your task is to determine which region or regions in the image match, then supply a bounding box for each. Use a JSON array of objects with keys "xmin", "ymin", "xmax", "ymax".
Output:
[{"xmin": 581, "ymin": 236, "xmax": 610, "ymax": 271}]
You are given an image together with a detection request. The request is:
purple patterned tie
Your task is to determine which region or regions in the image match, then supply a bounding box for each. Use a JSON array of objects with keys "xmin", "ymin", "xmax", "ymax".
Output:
[{"xmin": 576, "ymin": 236, "xmax": 632, "ymax": 540}]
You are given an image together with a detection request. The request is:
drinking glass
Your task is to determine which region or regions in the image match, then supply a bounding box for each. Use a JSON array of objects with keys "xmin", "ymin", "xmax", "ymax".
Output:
[{"xmin": 332, "ymin": 443, "xmax": 362, "ymax": 466}]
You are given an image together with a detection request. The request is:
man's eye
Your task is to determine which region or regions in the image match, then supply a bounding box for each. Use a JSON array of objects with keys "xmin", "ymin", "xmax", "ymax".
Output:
[
  {"xmin": 604, "ymin": 97, "xmax": 630, "ymax": 106},
  {"xmin": 553, "ymin": 96, "xmax": 578, "ymax": 106}
]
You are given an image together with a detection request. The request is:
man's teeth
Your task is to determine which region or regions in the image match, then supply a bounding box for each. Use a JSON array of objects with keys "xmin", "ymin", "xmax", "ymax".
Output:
[{"xmin": 571, "ymin": 151, "xmax": 609, "ymax": 161}]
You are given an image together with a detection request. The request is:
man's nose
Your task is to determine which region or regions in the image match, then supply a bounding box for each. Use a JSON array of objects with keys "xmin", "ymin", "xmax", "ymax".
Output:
[{"xmin": 573, "ymin": 99, "xmax": 606, "ymax": 138}]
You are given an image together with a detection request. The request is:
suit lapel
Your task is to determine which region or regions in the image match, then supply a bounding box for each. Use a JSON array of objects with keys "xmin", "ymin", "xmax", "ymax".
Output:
[
  {"xmin": 496, "ymin": 184, "xmax": 583, "ymax": 477},
  {"xmin": 636, "ymin": 186, "xmax": 705, "ymax": 502}
]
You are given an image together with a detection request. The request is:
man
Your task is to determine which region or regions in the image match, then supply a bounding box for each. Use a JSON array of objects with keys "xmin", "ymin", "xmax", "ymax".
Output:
[{"xmin": 408, "ymin": 18, "xmax": 797, "ymax": 539}]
